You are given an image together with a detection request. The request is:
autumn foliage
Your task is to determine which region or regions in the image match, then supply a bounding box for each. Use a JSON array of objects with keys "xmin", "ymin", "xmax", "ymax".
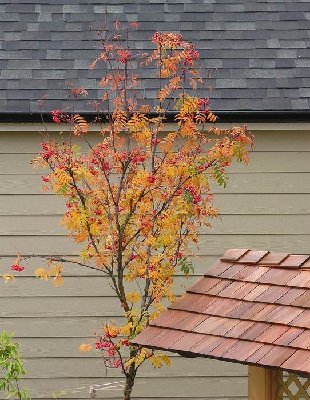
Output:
[{"xmin": 6, "ymin": 21, "xmax": 253, "ymax": 399}]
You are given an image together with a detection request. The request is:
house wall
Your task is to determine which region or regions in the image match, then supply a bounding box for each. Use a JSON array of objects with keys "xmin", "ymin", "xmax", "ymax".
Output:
[{"xmin": 0, "ymin": 123, "xmax": 309, "ymax": 399}]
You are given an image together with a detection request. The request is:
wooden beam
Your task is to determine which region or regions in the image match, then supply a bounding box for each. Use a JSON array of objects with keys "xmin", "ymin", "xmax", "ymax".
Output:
[{"xmin": 248, "ymin": 365, "xmax": 282, "ymax": 400}]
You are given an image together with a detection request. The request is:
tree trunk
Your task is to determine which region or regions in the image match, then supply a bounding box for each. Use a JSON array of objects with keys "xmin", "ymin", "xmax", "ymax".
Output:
[{"xmin": 124, "ymin": 367, "xmax": 136, "ymax": 400}]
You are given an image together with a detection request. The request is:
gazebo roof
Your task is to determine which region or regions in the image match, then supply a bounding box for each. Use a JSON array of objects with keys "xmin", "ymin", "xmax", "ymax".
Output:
[{"xmin": 132, "ymin": 249, "xmax": 310, "ymax": 375}]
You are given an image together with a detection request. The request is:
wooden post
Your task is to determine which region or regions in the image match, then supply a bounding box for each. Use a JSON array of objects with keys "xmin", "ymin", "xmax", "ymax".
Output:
[{"xmin": 248, "ymin": 365, "xmax": 282, "ymax": 400}]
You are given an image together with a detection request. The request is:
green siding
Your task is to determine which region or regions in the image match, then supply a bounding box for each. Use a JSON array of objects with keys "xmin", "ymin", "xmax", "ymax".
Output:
[{"xmin": 0, "ymin": 125, "xmax": 309, "ymax": 399}]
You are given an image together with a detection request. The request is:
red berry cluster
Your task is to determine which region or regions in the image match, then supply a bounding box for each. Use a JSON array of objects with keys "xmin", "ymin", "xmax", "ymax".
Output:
[
  {"xmin": 184, "ymin": 49, "xmax": 199, "ymax": 66},
  {"xmin": 147, "ymin": 175, "xmax": 156, "ymax": 184},
  {"xmin": 95, "ymin": 335, "xmax": 128, "ymax": 369},
  {"xmin": 152, "ymin": 32, "xmax": 183, "ymax": 48},
  {"xmin": 118, "ymin": 49, "xmax": 132, "ymax": 64},
  {"xmin": 51, "ymin": 109, "xmax": 62, "ymax": 124},
  {"xmin": 197, "ymin": 97, "xmax": 209, "ymax": 114},
  {"xmin": 41, "ymin": 142, "xmax": 56, "ymax": 161},
  {"xmin": 10, "ymin": 264, "xmax": 25, "ymax": 272},
  {"xmin": 185, "ymin": 185, "xmax": 202, "ymax": 204},
  {"xmin": 131, "ymin": 149, "xmax": 146, "ymax": 164}
]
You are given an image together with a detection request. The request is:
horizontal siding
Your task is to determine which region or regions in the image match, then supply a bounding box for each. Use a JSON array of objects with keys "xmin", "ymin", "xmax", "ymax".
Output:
[
  {"xmin": 1, "ymin": 234, "xmax": 309, "ymax": 257},
  {"xmin": 0, "ymin": 276, "xmax": 195, "ymax": 297},
  {"xmin": 0, "ymin": 377, "xmax": 248, "ymax": 399},
  {"xmin": 1, "ymin": 172, "xmax": 310, "ymax": 194},
  {"xmin": 1, "ymin": 214, "xmax": 310, "ymax": 234},
  {"xmin": 0, "ymin": 127, "xmax": 310, "ymax": 152},
  {"xmin": 0, "ymin": 255, "xmax": 219, "ymax": 276},
  {"xmin": 0, "ymin": 317, "xmax": 128, "ymax": 338},
  {"xmin": 0, "ymin": 297, "xmax": 122, "ymax": 317},
  {"xmin": 22, "ymin": 357, "xmax": 246, "ymax": 378},
  {"xmin": 2, "ymin": 193, "xmax": 310, "ymax": 215},
  {"xmin": 0, "ymin": 127, "xmax": 309, "ymax": 399},
  {"xmin": 1, "ymin": 151, "xmax": 310, "ymax": 173}
]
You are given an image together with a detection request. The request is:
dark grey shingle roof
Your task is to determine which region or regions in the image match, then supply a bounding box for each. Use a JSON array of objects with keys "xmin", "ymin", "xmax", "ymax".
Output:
[{"xmin": 1, "ymin": 0, "xmax": 310, "ymax": 113}]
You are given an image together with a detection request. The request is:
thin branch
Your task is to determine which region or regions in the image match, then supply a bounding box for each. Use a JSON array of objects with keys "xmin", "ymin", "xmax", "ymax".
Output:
[{"xmin": 21, "ymin": 254, "xmax": 110, "ymax": 274}]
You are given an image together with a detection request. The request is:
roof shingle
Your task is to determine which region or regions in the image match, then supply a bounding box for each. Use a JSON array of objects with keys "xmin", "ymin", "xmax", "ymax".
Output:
[
  {"xmin": 1, "ymin": 1, "xmax": 310, "ymax": 113},
  {"xmin": 132, "ymin": 249, "xmax": 310, "ymax": 375}
]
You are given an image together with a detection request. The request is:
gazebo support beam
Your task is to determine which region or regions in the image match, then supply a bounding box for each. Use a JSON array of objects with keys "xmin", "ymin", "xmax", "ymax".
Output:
[{"xmin": 248, "ymin": 366, "xmax": 282, "ymax": 400}]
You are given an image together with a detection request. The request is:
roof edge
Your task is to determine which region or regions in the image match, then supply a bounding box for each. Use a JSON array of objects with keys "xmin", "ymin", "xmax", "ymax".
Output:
[{"xmin": 0, "ymin": 111, "xmax": 309, "ymax": 124}]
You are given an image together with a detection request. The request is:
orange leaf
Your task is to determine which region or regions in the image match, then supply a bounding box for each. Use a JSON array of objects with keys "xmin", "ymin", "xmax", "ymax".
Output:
[
  {"xmin": 79, "ymin": 343, "xmax": 92, "ymax": 352},
  {"xmin": 53, "ymin": 275, "xmax": 64, "ymax": 287}
]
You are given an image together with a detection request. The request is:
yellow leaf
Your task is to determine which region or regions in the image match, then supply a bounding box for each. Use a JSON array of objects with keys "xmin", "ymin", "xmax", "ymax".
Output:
[
  {"xmin": 54, "ymin": 168, "xmax": 72, "ymax": 186},
  {"xmin": 49, "ymin": 265, "xmax": 62, "ymax": 277},
  {"xmin": 161, "ymin": 354, "xmax": 171, "ymax": 366},
  {"xmin": 149, "ymin": 353, "xmax": 171, "ymax": 368},
  {"xmin": 35, "ymin": 268, "xmax": 49, "ymax": 281},
  {"xmin": 79, "ymin": 343, "xmax": 92, "ymax": 352},
  {"xmin": 124, "ymin": 357, "xmax": 136, "ymax": 368},
  {"xmin": 53, "ymin": 275, "xmax": 64, "ymax": 287},
  {"xmin": 149, "ymin": 355, "xmax": 163, "ymax": 368},
  {"xmin": 134, "ymin": 348, "xmax": 151, "ymax": 367},
  {"xmin": 2, "ymin": 274, "xmax": 15, "ymax": 283},
  {"xmin": 120, "ymin": 322, "xmax": 133, "ymax": 337},
  {"xmin": 35, "ymin": 268, "xmax": 45, "ymax": 277},
  {"xmin": 126, "ymin": 291, "xmax": 141, "ymax": 304}
]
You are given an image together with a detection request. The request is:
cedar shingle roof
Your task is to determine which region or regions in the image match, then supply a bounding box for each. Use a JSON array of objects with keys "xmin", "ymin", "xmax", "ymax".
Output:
[
  {"xmin": 1, "ymin": 1, "xmax": 310, "ymax": 113},
  {"xmin": 132, "ymin": 249, "xmax": 310, "ymax": 375}
]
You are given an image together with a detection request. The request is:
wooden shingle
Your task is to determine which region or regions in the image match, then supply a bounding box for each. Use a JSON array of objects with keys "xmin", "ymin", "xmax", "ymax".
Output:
[{"xmin": 132, "ymin": 249, "xmax": 310, "ymax": 375}]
